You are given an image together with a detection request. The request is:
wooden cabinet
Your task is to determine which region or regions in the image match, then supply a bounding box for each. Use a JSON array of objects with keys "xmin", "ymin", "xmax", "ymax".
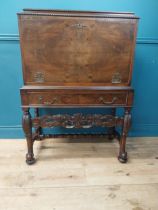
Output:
[{"xmin": 18, "ymin": 9, "xmax": 139, "ymax": 164}]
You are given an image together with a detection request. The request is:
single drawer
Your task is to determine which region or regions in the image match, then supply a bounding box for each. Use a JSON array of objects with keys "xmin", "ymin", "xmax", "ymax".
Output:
[
  {"xmin": 79, "ymin": 93, "xmax": 127, "ymax": 105},
  {"xmin": 22, "ymin": 91, "xmax": 128, "ymax": 106}
]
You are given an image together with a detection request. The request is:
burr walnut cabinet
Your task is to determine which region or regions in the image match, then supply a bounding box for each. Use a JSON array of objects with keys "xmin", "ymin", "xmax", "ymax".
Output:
[{"xmin": 18, "ymin": 9, "xmax": 139, "ymax": 164}]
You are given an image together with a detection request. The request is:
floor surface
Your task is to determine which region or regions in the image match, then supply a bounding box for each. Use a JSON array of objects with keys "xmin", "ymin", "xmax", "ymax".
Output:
[{"xmin": 0, "ymin": 137, "xmax": 158, "ymax": 210}]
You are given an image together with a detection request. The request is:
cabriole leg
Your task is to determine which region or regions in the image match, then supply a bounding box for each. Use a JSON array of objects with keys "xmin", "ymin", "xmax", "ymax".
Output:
[
  {"xmin": 33, "ymin": 108, "xmax": 43, "ymax": 140},
  {"xmin": 118, "ymin": 108, "xmax": 131, "ymax": 163},
  {"xmin": 22, "ymin": 108, "xmax": 35, "ymax": 165}
]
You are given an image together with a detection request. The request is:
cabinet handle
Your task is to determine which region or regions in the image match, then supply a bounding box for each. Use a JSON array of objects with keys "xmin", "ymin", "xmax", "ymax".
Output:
[
  {"xmin": 43, "ymin": 97, "xmax": 58, "ymax": 105},
  {"xmin": 99, "ymin": 96, "xmax": 117, "ymax": 105}
]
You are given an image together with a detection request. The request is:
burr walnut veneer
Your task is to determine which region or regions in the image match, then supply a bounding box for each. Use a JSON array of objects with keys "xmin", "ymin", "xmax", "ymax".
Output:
[{"xmin": 18, "ymin": 9, "xmax": 139, "ymax": 164}]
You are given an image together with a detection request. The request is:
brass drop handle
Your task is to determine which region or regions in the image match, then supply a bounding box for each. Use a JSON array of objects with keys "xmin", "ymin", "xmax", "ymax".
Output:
[
  {"xmin": 44, "ymin": 97, "xmax": 58, "ymax": 105},
  {"xmin": 99, "ymin": 96, "xmax": 117, "ymax": 105},
  {"xmin": 38, "ymin": 96, "xmax": 58, "ymax": 105}
]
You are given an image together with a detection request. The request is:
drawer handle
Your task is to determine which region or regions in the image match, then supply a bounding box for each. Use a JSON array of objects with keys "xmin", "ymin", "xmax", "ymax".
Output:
[
  {"xmin": 41, "ymin": 98, "xmax": 58, "ymax": 105},
  {"xmin": 99, "ymin": 96, "xmax": 117, "ymax": 105}
]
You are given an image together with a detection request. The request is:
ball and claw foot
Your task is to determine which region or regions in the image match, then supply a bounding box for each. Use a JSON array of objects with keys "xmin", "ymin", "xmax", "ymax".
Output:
[
  {"xmin": 26, "ymin": 153, "xmax": 36, "ymax": 165},
  {"xmin": 118, "ymin": 152, "xmax": 128, "ymax": 163}
]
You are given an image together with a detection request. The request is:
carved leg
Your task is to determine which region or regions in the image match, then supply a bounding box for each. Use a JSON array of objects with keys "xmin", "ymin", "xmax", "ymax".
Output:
[
  {"xmin": 118, "ymin": 108, "xmax": 131, "ymax": 163},
  {"xmin": 22, "ymin": 108, "xmax": 35, "ymax": 165},
  {"xmin": 33, "ymin": 108, "xmax": 43, "ymax": 141},
  {"xmin": 108, "ymin": 108, "xmax": 116, "ymax": 140}
]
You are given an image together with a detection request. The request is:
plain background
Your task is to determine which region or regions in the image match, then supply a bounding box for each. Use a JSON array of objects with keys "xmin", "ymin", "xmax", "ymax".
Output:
[{"xmin": 0, "ymin": 0, "xmax": 158, "ymax": 138}]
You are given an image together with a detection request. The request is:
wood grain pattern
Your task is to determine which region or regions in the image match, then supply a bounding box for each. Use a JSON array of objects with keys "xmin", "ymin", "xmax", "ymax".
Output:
[
  {"xmin": 21, "ymin": 90, "xmax": 129, "ymax": 106},
  {"xmin": 18, "ymin": 9, "xmax": 138, "ymax": 164},
  {"xmin": 18, "ymin": 12, "xmax": 138, "ymax": 86}
]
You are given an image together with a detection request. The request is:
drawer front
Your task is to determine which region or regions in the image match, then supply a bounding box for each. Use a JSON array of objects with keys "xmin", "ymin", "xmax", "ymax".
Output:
[{"xmin": 26, "ymin": 92, "xmax": 128, "ymax": 106}]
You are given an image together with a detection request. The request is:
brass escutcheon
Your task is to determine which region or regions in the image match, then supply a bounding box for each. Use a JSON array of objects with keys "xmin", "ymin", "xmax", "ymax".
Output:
[
  {"xmin": 34, "ymin": 72, "xmax": 44, "ymax": 83},
  {"xmin": 71, "ymin": 23, "xmax": 87, "ymax": 29},
  {"xmin": 112, "ymin": 72, "xmax": 122, "ymax": 84}
]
